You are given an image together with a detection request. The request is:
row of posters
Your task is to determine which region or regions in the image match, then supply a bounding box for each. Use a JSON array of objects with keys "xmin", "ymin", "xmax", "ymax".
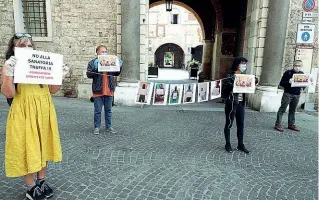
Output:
[
  {"xmin": 135, "ymin": 81, "xmax": 223, "ymax": 105},
  {"xmin": 135, "ymin": 74, "xmax": 259, "ymax": 105}
]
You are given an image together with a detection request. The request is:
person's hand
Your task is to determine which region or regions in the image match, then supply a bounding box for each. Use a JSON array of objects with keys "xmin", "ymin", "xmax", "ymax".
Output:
[
  {"xmin": 4, "ymin": 56, "xmax": 17, "ymax": 77},
  {"xmin": 289, "ymin": 78, "xmax": 293, "ymax": 84},
  {"xmin": 62, "ymin": 64, "xmax": 70, "ymax": 79}
]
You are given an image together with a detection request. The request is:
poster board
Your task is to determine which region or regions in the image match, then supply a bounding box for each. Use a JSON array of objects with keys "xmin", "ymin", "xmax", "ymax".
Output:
[
  {"xmin": 198, "ymin": 82, "xmax": 209, "ymax": 102},
  {"xmin": 183, "ymin": 83, "xmax": 196, "ymax": 104},
  {"xmin": 135, "ymin": 81, "xmax": 154, "ymax": 105},
  {"xmin": 168, "ymin": 84, "xmax": 183, "ymax": 105},
  {"xmin": 233, "ymin": 74, "xmax": 256, "ymax": 93},
  {"xmin": 97, "ymin": 55, "xmax": 120, "ymax": 72},
  {"xmin": 14, "ymin": 48, "xmax": 63, "ymax": 85},
  {"xmin": 153, "ymin": 83, "xmax": 169, "ymax": 105},
  {"xmin": 210, "ymin": 80, "xmax": 222, "ymax": 100},
  {"xmin": 291, "ymin": 74, "xmax": 311, "ymax": 87}
]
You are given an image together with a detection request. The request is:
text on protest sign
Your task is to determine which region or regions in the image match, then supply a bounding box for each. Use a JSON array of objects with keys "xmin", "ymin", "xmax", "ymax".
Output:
[
  {"xmin": 98, "ymin": 55, "xmax": 120, "ymax": 72},
  {"xmin": 233, "ymin": 74, "xmax": 256, "ymax": 94},
  {"xmin": 14, "ymin": 48, "xmax": 63, "ymax": 85}
]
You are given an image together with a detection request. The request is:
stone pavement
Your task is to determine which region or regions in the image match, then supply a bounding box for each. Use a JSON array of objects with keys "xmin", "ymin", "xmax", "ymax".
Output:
[{"xmin": 0, "ymin": 96, "xmax": 318, "ymax": 200}]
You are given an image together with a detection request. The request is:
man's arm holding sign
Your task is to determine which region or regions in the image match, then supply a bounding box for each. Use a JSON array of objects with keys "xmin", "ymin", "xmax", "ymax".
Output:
[{"xmin": 1, "ymin": 56, "xmax": 17, "ymax": 98}]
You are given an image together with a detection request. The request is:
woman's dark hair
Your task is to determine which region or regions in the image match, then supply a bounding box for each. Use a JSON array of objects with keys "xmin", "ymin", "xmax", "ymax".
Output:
[
  {"xmin": 231, "ymin": 56, "xmax": 248, "ymax": 71},
  {"xmin": 5, "ymin": 37, "xmax": 15, "ymax": 60}
]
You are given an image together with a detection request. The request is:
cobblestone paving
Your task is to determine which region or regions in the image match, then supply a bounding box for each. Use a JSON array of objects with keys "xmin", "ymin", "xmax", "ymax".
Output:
[{"xmin": 0, "ymin": 96, "xmax": 317, "ymax": 200}]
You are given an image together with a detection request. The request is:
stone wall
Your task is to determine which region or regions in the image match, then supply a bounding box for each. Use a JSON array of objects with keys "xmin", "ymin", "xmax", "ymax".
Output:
[{"xmin": 0, "ymin": 0, "xmax": 118, "ymax": 98}]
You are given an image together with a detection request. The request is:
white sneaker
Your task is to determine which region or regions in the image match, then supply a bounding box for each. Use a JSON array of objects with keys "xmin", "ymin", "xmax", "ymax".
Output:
[
  {"xmin": 93, "ymin": 128, "xmax": 100, "ymax": 135},
  {"xmin": 106, "ymin": 127, "xmax": 117, "ymax": 134}
]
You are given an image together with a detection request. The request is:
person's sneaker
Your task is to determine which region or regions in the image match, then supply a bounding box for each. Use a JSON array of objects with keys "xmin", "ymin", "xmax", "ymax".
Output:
[
  {"xmin": 225, "ymin": 144, "xmax": 233, "ymax": 153},
  {"xmin": 26, "ymin": 185, "xmax": 46, "ymax": 200},
  {"xmin": 106, "ymin": 127, "xmax": 117, "ymax": 134},
  {"xmin": 93, "ymin": 128, "xmax": 100, "ymax": 135},
  {"xmin": 288, "ymin": 125, "xmax": 300, "ymax": 132},
  {"xmin": 237, "ymin": 144, "xmax": 250, "ymax": 154},
  {"xmin": 274, "ymin": 124, "xmax": 284, "ymax": 132},
  {"xmin": 39, "ymin": 181, "xmax": 53, "ymax": 199}
]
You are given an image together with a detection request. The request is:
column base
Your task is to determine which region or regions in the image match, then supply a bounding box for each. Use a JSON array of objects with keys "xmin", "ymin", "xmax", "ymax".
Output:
[{"xmin": 247, "ymin": 86, "xmax": 306, "ymax": 112}]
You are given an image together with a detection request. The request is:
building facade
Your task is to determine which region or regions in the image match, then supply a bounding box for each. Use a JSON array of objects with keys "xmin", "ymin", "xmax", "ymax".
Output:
[{"xmin": 0, "ymin": 0, "xmax": 318, "ymax": 112}]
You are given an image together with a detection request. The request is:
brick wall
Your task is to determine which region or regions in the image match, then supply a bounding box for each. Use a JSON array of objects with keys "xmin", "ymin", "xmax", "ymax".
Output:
[{"xmin": 0, "ymin": 0, "xmax": 118, "ymax": 97}]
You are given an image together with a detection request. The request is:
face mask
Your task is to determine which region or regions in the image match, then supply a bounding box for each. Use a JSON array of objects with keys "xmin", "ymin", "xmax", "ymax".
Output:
[
  {"xmin": 239, "ymin": 64, "xmax": 247, "ymax": 72},
  {"xmin": 101, "ymin": 52, "xmax": 107, "ymax": 55},
  {"xmin": 294, "ymin": 67, "xmax": 301, "ymax": 72}
]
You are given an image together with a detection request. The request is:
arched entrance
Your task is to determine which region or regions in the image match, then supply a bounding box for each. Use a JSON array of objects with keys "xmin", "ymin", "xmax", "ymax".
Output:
[{"xmin": 154, "ymin": 43, "xmax": 185, "ymax": 69}]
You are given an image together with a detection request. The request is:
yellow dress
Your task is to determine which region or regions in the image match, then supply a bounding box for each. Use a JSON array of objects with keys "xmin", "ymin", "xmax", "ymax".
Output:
[{"xmin": 5, "ymin": 84, "xmax": 62, "ymax": 177}]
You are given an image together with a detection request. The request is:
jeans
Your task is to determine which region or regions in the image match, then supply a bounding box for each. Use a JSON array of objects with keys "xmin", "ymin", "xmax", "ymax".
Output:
[
  {"xmin": 276, "ymin": 93, "xmax": 300, "ymax": 126},
  {"xmin": 94, "ymin": 96, "xmax": 113, "ymax": 129},
  {"xmin": 224, "ymin": 102, "xmax": 245, "ymax": 146}
]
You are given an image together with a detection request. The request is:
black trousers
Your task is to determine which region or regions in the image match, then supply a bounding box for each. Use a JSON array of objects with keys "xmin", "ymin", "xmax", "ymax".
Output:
[{"xmin": 224, "ymin": 102, "xmax": 245, "ymax": 146}]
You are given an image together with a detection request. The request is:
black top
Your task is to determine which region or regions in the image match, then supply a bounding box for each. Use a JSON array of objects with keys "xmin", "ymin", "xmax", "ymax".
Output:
[{"xmin": 279, "ymin": 69, "xmax": 304, "ymax": 95}]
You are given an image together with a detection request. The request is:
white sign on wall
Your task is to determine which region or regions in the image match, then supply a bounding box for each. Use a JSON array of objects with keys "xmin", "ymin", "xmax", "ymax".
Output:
[
  {"xmin": 295, "ymin": 47, "xmax": 314, "ymax": 74},
  {"xmin": 302, "ymin": 12, "xmax": 319, "ymax": 18},
  {"xmin": 308, "ymin": 68, "xmax": 318, "ymax": 93},
  {"xmin": 301, "ymin": 18, "xmax": 314, "ymax": 24},
  {"xmin": 296, "ymin": 24, "xmax": 315, "ymax": 44}
]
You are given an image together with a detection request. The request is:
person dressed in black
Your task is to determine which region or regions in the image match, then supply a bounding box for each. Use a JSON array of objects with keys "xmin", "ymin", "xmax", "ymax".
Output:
[{"xmin": 222, "ymin": 56, "xmax": 258, "ymax": 154}]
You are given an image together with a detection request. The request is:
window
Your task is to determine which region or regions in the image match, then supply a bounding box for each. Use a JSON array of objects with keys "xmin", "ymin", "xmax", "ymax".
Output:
[
  {"xmin": 13, "ymin": 0, "xmax": 52, "ymax": 41},
  {"xmin": 171, "ymin": 14, "xmax": 178, "ymax": 24}
]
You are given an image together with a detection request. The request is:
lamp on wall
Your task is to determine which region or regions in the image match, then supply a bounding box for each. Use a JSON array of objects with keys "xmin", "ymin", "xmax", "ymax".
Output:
[{"xmin": 165, "ymin": 0, "xmax": 173, "ymax": 12}]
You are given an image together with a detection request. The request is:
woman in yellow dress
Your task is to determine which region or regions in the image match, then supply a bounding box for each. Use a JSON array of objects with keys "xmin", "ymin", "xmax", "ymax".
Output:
[{"xmin": 1, "ymin": 34, "xmax": 68, "ymax": 200}]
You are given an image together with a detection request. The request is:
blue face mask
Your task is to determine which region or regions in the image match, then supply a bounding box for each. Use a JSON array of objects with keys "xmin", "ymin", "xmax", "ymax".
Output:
[
  {"xmin": 100, "ymin": 52, "xmax": 107, "ymax": 55},
  {"xmin": 294, "ymin": 66, "xmax": 301, "ymax": 72},
  {"xmin": 239, "ymin": 64, "xmax": 247, "ymax": 72}
]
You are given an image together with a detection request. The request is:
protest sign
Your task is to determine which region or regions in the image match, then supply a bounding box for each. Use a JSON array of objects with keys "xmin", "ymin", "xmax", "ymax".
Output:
[
  {"xmin": 233, "ymin": 74, "xmax": 256, "ymax": 93},
  {"xmin": 210, "ymin": 80, "xmax": 222, "ymax": 100},
  {"xmin": 291, "ymin": 74, "xmax": 311, "ymax": 87},
  {"xmin": 153, "ymin": 83, "xmax": 169, "ymax": 105},
  {"xmin": 14, "ymin": 48, "xmax": 63, "ymax": 85},
  {"xmin": 98, "ymin": 55, "xmax": 120, "ymax": 72},
  {"xmin": 135, "ymin": 81, "xmax": 154, "ymax": 105}
]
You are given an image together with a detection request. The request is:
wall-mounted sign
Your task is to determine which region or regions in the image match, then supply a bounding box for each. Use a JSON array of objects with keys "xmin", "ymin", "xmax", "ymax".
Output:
[
  {"xmin": 302, "ymin": 0, "xmax": 316, "ymax": 12},
  {"xmin": 301, "ymin": 17, "xmax": 314, "ymax": 24},
  {"xmin": 303, "ymin": 11, "xmax": 319, "ymax": 18},
  {"xmin": 296, "ymin": 24, "xmax": 315, "ymax": 44},
  {"xmin": 295, "ymin": 46, "xmax": 314, "ymax": 74}
]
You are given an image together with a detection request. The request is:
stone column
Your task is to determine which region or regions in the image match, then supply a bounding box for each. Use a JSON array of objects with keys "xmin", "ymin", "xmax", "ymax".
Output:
[
  {"xmin": 121, "ymin": 0, "xmax": 140, "ymax": 82},
  {"xmin": 202, "ymin": 40, "xmax": 213, "ymax": 80},
  {"xmin": 259, "ymin": 0, "xmax": 290, "ymax": 86}
]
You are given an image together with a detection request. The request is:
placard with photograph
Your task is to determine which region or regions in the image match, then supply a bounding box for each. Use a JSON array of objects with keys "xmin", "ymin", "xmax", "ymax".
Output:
[
  {"xmin": 183, "ymin": 83, "xmax": 196, "ymax": 104},
  {"xmin": 233, "ymin": 74, "xmax": 256, "ymax": 93},
  {"xmin": 198, "ymin": 82, "xmax": 209, "ymax": 102},
  {"xmin": 135, "ymin": 81, "xmax": 154, "ymax": 105},
  {"xmin": 168, "ymin": 84, "xmax": 183, "ymax": 105},
  {"xmin": 153, "ymin": 83, "xmax": 169, "ymax": 105},
  {"xmin": 210, "ymin": 80, "xmax": 222, "ymax": 100},
  {"xmin": 291, "ymin": 74, "xmax": 311, "ymax": 87}
]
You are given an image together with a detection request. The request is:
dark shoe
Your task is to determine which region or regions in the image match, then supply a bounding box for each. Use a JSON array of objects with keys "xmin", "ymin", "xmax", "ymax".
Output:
[
  {"xmin": 39, "ymin": 181, "xmax": 53, "ymax": 199},
  {"xmin": 237, "ymin": 144, "xmax": 250, "ymax": 154},
  {"xmin": 274, "ymin": 124, "xmax": 284, "ymax": 132},
  {"xmin": 288, "ymin": 125, "xmax": 300, "ymax": 132},
  {"xmin": 225, "ymin": 144, "xmax": 233, "ymax": 153},
  {"xmin": 26, "ymin": 185, "xmax": 46, "ymax": 200}
]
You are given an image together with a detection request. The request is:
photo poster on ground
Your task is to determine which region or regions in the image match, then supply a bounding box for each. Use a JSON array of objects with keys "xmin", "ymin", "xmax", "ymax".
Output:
[
  {"xmin": 291, "ymin": 73, "xmax": 311, "ymax": 87},
  {"xmin": 168, "ymin": 84, "xmax": 183, "ymax": 105},
  {"xmin": 210, "ymin": 80, "xmax": 222, "ymax": 100},
  {"xmin": 135, "ymin": 81, "xmax": 154, "ymax": 105},
  {"xmin": 308, "ymin": 68, "xmax": 318, "ymax": 93},
  {"xmin": 13, "ymin": 47, "xmax": 63, "ymax": 85},
  {"xmin": 197, "ymin": 82, "xmax": 209, "ymax": 103},
  {"xmin": 183, "ymin": 83, "xmax": 196, "ymax": 104},
  {"xmin": 153, "ymin": 83, "xmax": 169, "ymax": 105},
  {"xmin": 97, "ymin": 55, "xmax": 120, "ymax": 72},
  {"xmin": 233, "ymin": 74, "xmax": 256, "ymax": 93}
]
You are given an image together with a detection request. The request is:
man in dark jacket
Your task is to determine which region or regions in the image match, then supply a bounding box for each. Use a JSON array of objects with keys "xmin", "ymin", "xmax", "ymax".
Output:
[
  {"xmin": 222, "ymin": 56, "xmax": 259, "ymax": 154},
  {"xmin": 87, "ymin": 45, "xmax": 122, "ymax": 135},
  {"xmin": 274, "ymin": 60, "xmax": 306, "ymax": 132}
]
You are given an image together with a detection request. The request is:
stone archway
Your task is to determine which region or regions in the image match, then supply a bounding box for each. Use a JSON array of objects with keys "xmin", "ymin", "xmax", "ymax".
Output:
[
  {"xmin": 154, "ymin": 43, "xmax": 185, "ymax": 68},
  {"xmin": 149, "ymin": 1, "xmax": 205, "ymax": 39}
]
